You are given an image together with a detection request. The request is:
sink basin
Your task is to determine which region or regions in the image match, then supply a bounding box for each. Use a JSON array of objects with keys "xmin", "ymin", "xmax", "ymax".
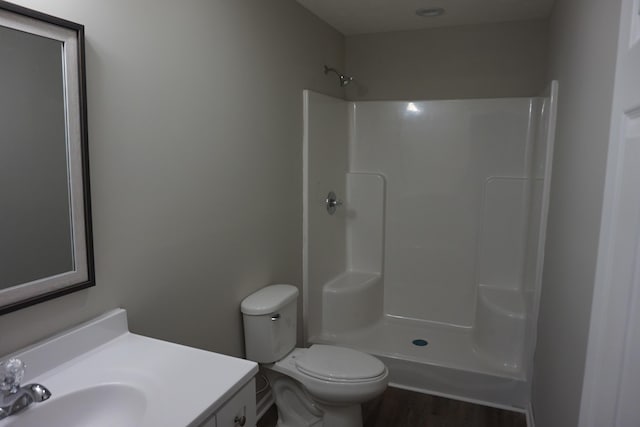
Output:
[
  {"xmin": 4, "ymin": 384, "xmax": 146, "ymax": 427},
  {"xmin": 0, "ymin": 309, "xmax": 258, "ymax": 427}
]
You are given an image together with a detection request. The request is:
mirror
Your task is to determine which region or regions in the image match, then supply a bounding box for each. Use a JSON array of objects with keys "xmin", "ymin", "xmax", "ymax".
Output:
[{"xmin": 0, "ymin": 1, "xmax": 94, "ymax": 314}]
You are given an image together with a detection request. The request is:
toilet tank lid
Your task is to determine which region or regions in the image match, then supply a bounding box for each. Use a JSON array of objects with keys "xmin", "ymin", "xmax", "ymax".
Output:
[{"xmin": 241, "ymin": 284, "xmax": 299, "ymax": 315}]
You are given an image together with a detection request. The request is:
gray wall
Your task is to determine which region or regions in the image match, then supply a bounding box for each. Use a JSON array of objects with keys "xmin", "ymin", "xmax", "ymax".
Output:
[
  {"xmin": 0, "ymin": 0, "xmax": 344, "ymax": 358},
  {"xmin": 532, "ymin": 0, "xmax": 621, "ymax": 425},
  {"xmin": 345, "ymin": 19, "xmax": 549, "ymax": 101}
]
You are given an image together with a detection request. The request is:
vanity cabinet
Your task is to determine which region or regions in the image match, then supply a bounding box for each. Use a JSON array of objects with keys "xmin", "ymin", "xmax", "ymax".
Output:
[{"xmin": 200, "ymin": 379, "xmax": 256, "ymax": 427}]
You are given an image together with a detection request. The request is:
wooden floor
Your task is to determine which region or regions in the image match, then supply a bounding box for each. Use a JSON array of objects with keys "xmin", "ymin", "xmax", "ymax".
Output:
[{"xmin": 258, "ymin": 387, "xmax": 527, "ymax": 427}]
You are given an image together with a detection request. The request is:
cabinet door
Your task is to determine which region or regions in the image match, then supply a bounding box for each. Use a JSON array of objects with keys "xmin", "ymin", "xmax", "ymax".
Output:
[{"xmin": 216, "ymin": 379, "xmax": 256, "ymax": 427}]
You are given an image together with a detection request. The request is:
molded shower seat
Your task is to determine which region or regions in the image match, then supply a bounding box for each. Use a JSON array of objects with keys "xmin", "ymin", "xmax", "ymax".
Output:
[
  {"xmin": 322, "ymin": 271, "xmax": 383, "ymax": 335},
  {"xmin": 477, "ymin": 286, "xmax": 525, "ymax": 319},
  {"xmin": 472, "ymin": 285, "xmax": 526, "ymax": 372}
]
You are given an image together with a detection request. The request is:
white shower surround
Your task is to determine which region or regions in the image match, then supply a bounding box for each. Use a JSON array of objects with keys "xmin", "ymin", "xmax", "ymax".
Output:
[{"xmin": 303, "ymin": 86, "xmax": 557, "ymax": 410}]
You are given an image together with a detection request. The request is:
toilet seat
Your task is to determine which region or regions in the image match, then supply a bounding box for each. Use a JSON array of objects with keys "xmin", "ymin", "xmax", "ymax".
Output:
[
  {"xmin": 295, "ymin": 345, "xmax": 387, "ymax": 382},
  {"xmin": 270, "ymin": 346, "xmax": 389, "ymax": 405}
]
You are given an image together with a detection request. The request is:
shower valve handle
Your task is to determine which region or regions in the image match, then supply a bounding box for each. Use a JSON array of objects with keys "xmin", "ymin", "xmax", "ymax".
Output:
[
  {"xmin": 327, "ymin": 198, "xmax": 343, "ymax": 208},
  {"xmin": 326, "ymin": 191, "xmax": 343, "ymax": 215}
]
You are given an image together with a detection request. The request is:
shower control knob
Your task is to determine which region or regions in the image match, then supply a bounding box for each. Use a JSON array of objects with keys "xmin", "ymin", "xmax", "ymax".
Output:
[
  {"xmin": 326, "ymin": 191, "xmax": 343, "ymax": 215},
  {"xmin": 328, "ymin": 198, "xmax": 343, "ymax": 208}
]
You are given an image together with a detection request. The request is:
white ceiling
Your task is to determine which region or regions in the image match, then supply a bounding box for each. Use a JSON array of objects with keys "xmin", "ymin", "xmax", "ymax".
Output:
[{"xmin": 295, "ymin": 0, "xmax": 556, "ymax": 35}]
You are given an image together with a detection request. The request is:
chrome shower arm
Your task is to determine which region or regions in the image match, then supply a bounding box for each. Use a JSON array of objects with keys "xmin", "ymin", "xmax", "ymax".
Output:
[
  {"xmin": 323, "ymin": 65, "xmax": 338, "ymax": 75},
  {"xmin": 324, "ymin": 65, "xmax": 353, "ymax": 87}
]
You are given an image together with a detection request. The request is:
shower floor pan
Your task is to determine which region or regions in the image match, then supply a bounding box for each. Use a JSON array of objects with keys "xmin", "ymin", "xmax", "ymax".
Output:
[{"xmin": 310, "ymin": 316, "xmax": 529, "ymax": 410}]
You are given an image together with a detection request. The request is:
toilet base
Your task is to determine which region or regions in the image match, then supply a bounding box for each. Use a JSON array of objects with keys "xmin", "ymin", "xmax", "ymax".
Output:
[{"xmin": 266, "ymin": 369, "xmax": 364, "ymax": 427}]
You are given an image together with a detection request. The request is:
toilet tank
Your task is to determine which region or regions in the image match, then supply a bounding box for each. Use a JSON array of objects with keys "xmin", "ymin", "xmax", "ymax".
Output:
[{"xmin": 241, "ymin": 284, "xmax": 298, "ymax": 363}]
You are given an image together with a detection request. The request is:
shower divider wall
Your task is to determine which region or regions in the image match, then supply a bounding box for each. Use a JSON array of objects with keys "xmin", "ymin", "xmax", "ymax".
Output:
[{"xmin": 303, "ymin": 84, "xmax": 557, "ymax": 411}]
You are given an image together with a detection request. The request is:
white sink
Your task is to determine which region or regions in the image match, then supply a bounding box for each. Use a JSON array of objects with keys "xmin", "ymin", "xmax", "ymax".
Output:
[
  {"xmin": 4, "ymin": 384, "xmax": 146, "ymax": 427},
  {"xmin": 0, "ymin": 309, "xmax": 258, "ymax": 427}
]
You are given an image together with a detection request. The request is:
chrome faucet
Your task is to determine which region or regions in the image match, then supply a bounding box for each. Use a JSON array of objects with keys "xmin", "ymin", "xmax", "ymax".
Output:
[{"xmin": 0, "ymin": 358, "xmax": 51, "ymax": 420}]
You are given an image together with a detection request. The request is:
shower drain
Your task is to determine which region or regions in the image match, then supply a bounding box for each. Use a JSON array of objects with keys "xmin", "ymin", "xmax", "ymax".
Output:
[{"xmin": 412, "ymin": 339, "xmax": 429, "ymax": 347}]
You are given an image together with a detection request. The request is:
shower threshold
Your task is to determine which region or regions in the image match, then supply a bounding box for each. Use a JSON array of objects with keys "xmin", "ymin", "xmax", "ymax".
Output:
[{"xmin": 310, "ymin": 315, "xmax": 529, "ymax": 410}]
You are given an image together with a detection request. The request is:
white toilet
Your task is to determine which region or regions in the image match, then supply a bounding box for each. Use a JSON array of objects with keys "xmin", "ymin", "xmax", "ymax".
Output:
[{"xmin": 241, "ymin": 284, "xmax": 389, "ymax": 427}]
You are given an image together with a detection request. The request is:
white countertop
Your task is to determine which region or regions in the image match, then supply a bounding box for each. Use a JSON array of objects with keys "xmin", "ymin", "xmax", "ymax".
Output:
[{"xmin": 0, "ymin": 309, "xmax": 258, "ymax": 427}]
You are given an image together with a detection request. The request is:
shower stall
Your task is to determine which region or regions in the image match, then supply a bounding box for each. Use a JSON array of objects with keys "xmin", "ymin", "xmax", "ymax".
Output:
[{"xmin": 302, "ymin": 84, "xmax": 557, "ymax": 410}]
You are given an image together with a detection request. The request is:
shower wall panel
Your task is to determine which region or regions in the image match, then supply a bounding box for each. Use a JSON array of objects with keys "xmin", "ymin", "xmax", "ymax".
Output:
[
  {"xmin": 477, "ymin": 177, "xmax": 528, "ymax": 291},
  {"xmin": 303, "ymin": 91, "xmax": 349, "ymax": 340},
  {"xmin": 522, "ymin": 84, "xmax": 558, "ymax": 382},
  {"xmin": 350, "ymin": 99, "xmax": 535, "ymax": 327},
  {"xmin": 345, "ymin": 173, "xmax": 385, "ymax": 274}
]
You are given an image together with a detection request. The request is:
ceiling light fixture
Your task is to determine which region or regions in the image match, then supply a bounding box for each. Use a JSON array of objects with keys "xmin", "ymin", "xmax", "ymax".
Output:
[{"xmin": 415, "ymin": 7, "xmax": 445, "ymax": 17}]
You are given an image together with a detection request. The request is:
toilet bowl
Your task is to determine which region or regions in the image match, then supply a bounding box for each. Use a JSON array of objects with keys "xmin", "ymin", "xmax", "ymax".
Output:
[{"xmin": 241, "ymin": 284, "xmax": 389, "ymax": 427}]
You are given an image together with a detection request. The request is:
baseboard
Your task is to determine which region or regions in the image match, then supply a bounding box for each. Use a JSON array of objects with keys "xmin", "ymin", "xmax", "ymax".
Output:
[{"xmin": 526, "ymin": 402, "xmax": 535, "ymax": 427}]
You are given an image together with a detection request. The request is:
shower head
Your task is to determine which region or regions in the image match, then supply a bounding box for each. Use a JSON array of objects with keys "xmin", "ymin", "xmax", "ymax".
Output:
[{"xmin": 324, "ymin": 65, "xmax": 353, "ymax": 87}]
